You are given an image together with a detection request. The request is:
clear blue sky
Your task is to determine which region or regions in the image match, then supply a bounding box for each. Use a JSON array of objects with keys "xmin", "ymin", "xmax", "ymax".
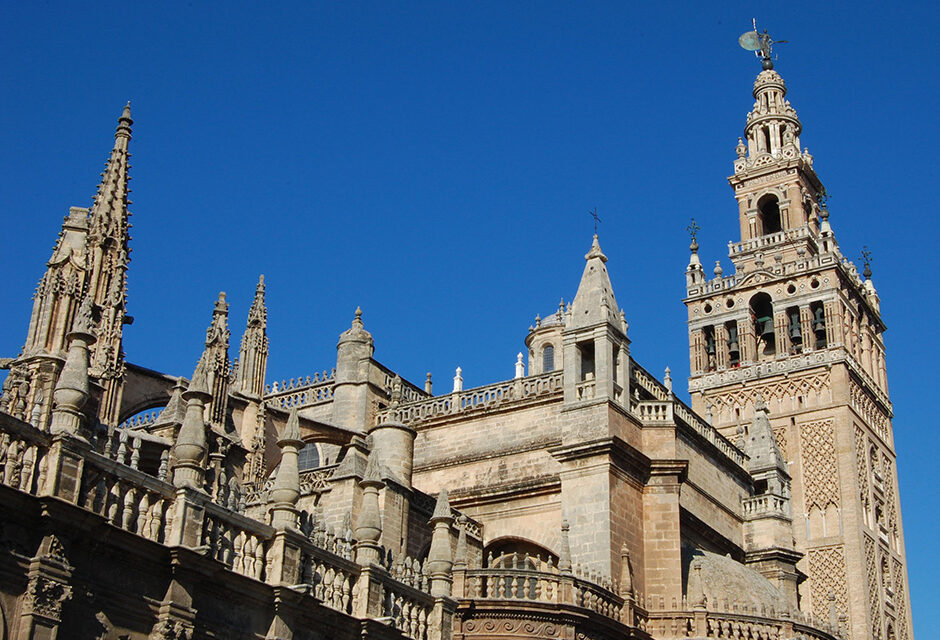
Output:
[{"xmin": 2, "ymin": 2, "xmax": 936, "ymax": 633}]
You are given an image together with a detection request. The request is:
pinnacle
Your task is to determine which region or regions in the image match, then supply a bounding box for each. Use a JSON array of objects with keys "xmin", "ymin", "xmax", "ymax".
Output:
[
  {"xmin": 585, "ymin": 234, "xmax": 608, "ymax": 263},
  {"xmin": 281, "ymin": 406, "xmax": 302, "ymax": 444},
  {"xmin": 188, "ymin": 355, "xmax": 210, "ymax": 396},
  {"xmin": 431, "ymin": 488, "xmax": 451, "ymax": 520}
]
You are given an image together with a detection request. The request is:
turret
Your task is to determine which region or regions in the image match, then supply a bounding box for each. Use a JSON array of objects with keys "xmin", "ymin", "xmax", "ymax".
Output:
[
  {"xmin": 562, "ymin": 235, "xmax": 630, "ymax": 407},
  {"xmin": 332, "ymin": 308, "xmax": 374, "ymax": 430}
]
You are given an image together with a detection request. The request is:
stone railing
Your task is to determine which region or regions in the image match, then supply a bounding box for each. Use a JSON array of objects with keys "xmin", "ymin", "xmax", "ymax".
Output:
[
  {"xmin": 456, "ymin": 562, "xmax": 626, "ymax": 624},
  {"xmin": 673, "ymin": 400, "xmax": 747, "ymax": 468},
  {"xmin": 382, "ymin": 559, "xmax": 436, "ymax": 640},
  {"xmin": 742, "ymin": 493, "xmax": 790, "ymax": 519},
  {"xmin": 202, "ymin": 501, "xmax": 274, "ymax": 580},
  {"xmin": 636, "ymin": 401, "xmax": 673, "ymax": 424},
  {"xmin": 79, "ymin": 449, "xmax": 176, "ymax": 543},
  {"xmin": 299, "ymin": 537, "xmax": 359, "ymax": 614},
  {"xmin": 630, "ymin": 361, "xmax": 670, "ymax": 401},
  {"xmin": 117, "ymin": 409, "xmax": 161, "ymax": 430},
  {"xmin": 376, "ymin": 370, "xmax": 564, "ymax": 426},
  {"xmin": 644, "ymin": 608, "xmax": 840, "ymax": 639},
  {"xmin": 0, "ymin": 415, "xmax": 50, "ymax": 495},
  {"xmin": 729, "ymin": 225, "xmax": 812, "ymax": 256},
  {"xmin": 267, "ymin": 381, "xmax": 335, "ymax": 409}
]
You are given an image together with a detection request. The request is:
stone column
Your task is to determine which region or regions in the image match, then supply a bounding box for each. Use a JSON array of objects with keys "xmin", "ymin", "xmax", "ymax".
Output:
[
  {"xmin": 642, "ymin": 460, "xmax": 687, "ymax": 609},
  {"xmin": 799, "ymin": 305, "xmax": 814, "ymax": 353}
]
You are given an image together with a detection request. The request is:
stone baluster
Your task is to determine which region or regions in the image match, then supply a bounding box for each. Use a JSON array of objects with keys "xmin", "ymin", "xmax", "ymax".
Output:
[{"xmin": 172, "ymin": 356, "xmax": 212, "ymax": 490}]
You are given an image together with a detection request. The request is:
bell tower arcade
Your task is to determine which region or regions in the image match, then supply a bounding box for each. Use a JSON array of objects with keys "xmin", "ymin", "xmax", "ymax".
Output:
[{"xmin": 683, "ymin": 65, "xmax": 913, "ymax": 640}]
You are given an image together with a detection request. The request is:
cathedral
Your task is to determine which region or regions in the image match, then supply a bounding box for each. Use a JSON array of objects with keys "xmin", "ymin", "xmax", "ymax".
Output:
[{"xmin": 0, "ymin": 50, "xmax": 912, "ymax": 640}]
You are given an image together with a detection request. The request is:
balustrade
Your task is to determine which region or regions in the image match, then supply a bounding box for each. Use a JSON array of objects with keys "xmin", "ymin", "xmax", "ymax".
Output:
[
  {"xmin": 0, "ymin": 420, "xmax": 49, "ymax": 495},
  {"xmin": 378, "ymin": 370, "xmax": 563, "ymax": 425},
  {"xmin": 202, "ymin": 502, "xmax": 273, "ymax": 580}
]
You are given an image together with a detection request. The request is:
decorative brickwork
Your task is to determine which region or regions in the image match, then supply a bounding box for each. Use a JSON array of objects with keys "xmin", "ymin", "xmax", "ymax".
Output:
[
  {"xmin": 773, "ymin": 427, "xmax": 787, "ymax": 458},
  {"xmin": 893, "ymin": 558, "xmax": 909, "ymax": 640},
  {"xmin": 807, "ymin": 545, "xmax": 849, "ymax": 635},
  {"xmin": 864, "ymin": 535, "xmax": 881, "ymax": 640},
  {"xmin": 850, "ymin": 382, "xmax": 891, "ymax": 445},
  {"xmin": 800, "ymin": 420, "xmax": 840, "ymax": 511},
  {"xmin": 708, "ymin": 371, "xmax": 830, "ymax": 422},
  {"xmin": 855, "ymin": 426, "xmax": 871, "ymax": 522}
]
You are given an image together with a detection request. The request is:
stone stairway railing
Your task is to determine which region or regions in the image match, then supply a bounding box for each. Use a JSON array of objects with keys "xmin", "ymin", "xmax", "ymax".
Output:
[{"xmin": 376, "ymin": 370, "xmax": 564, "ymax": 426}]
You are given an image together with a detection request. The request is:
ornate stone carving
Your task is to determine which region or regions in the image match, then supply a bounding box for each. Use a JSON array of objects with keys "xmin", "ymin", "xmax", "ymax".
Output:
[
  {"xmin": 24, "ymin": 575, "xmax": 72, "ymax": 621},
  {"xmin": 893, "ymin": 558, "xmax": 909, "ymax": 640},
  {"xmin": 799, "ymin": 419, "xmax": 839, "ymax": 511},
  {"xmin": 855, "ymin": 427, "xmax": 871, "ymax": 522},
  {"xmin": 462, "ymin": 618, "xmax": 562, "ymax": 638},
  {"xmin": 150, "ymin": 619, "xmax": 194, "ymax": 640}
]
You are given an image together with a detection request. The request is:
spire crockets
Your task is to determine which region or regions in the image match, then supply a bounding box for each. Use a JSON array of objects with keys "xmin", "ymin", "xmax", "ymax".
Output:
[
  {"xmin": 236, "ymin": 275, "xmax": 268, "ymax": 397},
  {"xmin": 87, "ymin": 104, "xmax": 134, "ymax": 425}
]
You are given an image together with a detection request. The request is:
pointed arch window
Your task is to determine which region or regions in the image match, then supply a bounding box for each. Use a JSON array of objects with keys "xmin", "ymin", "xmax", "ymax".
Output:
[{"xmin": 297, "ymin": 442, "xmax": 321, "ymax": 471}]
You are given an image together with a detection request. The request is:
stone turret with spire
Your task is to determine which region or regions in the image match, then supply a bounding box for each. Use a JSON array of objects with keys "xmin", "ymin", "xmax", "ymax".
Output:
[
  {"xmin": 203, "ymin": 292, "xmax": 231, "ymax": 429},
  {"xmin": 3, "ymin": 105, "xmax": 134, "ymax": 430},
  {"xmin": 562, "ymin": 234, "xmax": 630, "ymax": 407}
]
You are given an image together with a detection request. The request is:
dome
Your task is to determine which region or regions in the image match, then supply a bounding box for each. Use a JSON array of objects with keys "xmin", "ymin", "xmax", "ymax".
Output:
[{"xmin": 682, "ymin": 547, "xmax": 790, "ymax": 614}]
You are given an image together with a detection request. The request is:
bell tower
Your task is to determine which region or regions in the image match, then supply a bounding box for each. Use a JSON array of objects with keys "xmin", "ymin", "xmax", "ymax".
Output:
[{"xmin": 684, "ymin": 62, "xmax": 913, "ymax": 640}]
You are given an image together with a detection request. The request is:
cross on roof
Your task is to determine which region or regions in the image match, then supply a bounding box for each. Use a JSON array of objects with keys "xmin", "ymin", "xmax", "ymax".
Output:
[{"xmin": 589, "ymin": 208, "xmax": 601, "ymax": 234}]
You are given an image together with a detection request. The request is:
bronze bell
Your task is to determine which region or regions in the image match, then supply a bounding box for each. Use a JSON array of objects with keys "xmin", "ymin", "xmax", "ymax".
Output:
[
  {"xmin": 813, "ymin": 306, "xmax": 826, "ymax": 334},
  {"xmin": 757, "ymin": 315, "xmax": 775, "ymax": 338},
  {"xmin": 705, "ymin": 334, "xmax": 716, "ymax": 355},
  {"xmin": 788, "ymin": 310, "xmax": 802, "ymax": 343},
  {"xmin": 727, "ymin": 325, "xmax": 740, "ymax": 357}
]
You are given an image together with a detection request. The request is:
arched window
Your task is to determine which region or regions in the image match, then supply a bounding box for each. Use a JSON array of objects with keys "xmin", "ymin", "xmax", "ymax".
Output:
[
  {"xmin": 758, "ymin": 194, "xmax": 782, "ymax": 234},
  {"xmin": 297, "ymin": 442, "xmax": 320, "ymax": 471},
  {"xmin": 542, "ymin": 344, "xmax": 555, "ymax": 373}
]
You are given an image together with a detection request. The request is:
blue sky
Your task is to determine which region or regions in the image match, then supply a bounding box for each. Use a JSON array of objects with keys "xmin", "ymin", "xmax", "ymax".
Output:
[{"xmin": 1, "ymin": 2, "xmax": 937, "ymax": 633}]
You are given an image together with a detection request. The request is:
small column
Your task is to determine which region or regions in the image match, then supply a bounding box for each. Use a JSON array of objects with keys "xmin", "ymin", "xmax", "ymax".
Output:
[
  {"xmin": 799, "ymin": 305, "xmax": 814, "ymax": 353},
  {"xmin": 427, "ymin": 489, "xmax": 455, "ymax": 597},
  {"xmin": 452, "ymin": 367, "xmax": 463, "ymax": 392},
  {"xmin": 514, "ymin": 353, "xmax": 525, "ymax": 379}
]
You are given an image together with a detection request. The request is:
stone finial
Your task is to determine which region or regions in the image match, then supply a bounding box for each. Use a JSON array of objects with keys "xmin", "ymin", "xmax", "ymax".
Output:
[
  {"xmin": 354, "ymin": 450, "xmax": 384, "ymax": 566},
  {"xmin": 453, "ymin": 367, "xmax": 463, "ymax": 393},
  {"xmin": 172, "ymin": 356, "xmax": 212, "ymax": 490},
  {"xmin": 270, "ymin": 407, "xmax": 303, "ymax": 529},
  {"xmin": 353, "ymin": 306, "xmax": 363, "ymax": 329},
  {"xmin": 705, "ymin": 403, "xmax": 713, "ymax": 425},
  {"xmin": 692, "ymin": 561, "xmax": 707, "ymax": 609},
  {"xmin": 664, "ymin": 366, "xmax": 673, "ymax": 393},
  {"xmin": 427, "ymin": 488, "xmax": 455, "ymax": 596},
  {"xmin": 514, "ymin": 353, "xmax": 525, "ymax": 379},
  {"xmin": 736, "ymin": 137, "xmax": 747, "ymax": 158},
  {"xmin": 424, "ymin": 372, "xmax": 433, "ymax": 395},
  {"xmin": 49, "ymin": 298, "xmax": 99, "ymax": 438},
  {"xmin": 558, "ymin": 520, "xmax": 572, "ymax": 573},
  {"xmin": 431, "ymin": 488, "xmax": 451, "ymax": 521},
  {"xmin": 619, "ymin": 544, "xmax": 634, "ymax": 598},
  {"xmin": 714, "ymin": 261, "xmax": 724, "ymax": 278},
  {"xmin": 390, "ymin": 374, "xmax": 403, "ymax": 407}
]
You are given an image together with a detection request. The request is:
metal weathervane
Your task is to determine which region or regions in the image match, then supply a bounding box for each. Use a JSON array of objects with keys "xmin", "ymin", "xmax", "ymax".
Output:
[
  {"xmin": 739, "ymin": 19, "xmax": 787, "ymax": 70},
  {"xmin": 687, "ymin": 218, "xmax": 701, "ymax": 244}
]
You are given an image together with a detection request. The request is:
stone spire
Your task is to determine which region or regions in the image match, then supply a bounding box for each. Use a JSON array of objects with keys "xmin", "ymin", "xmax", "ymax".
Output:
[
  {"xmin": 269, "ymin": 407, "xmax": 303, "ymax": 529},
  {"xmin": 569, "ymin": 235, "xmax": 621, "ymax": 331},
  {"xmin": 203, "ymin": 292, "xmax": 231, "ymax": 428},
  {"xmin": 10, "ymin": 105, "xmax": 134, "ymax": 430},
  {"xmin": 172, "ymin": 356, "xmax": 212, "ymax": 490},
  {"xmin": 236, "ymin": 275, "xmax": 268, "ymax": 397},
  {"xmin": 87, "ymin": 104, "xmax": 135, "ymax": 426},
  {"xmin": 427, "ymin": 489, "xmax": 455, "ymax": 596}
]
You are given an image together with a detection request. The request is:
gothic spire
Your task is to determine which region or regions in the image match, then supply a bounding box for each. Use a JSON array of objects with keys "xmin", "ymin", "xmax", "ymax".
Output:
[
  {"xmin": 202, "ymin": 293, "xmax": 231, "ymax": 428},
  {"xmin": 236, "ymin": 275, "xmax": 268, "ymax": 397}
]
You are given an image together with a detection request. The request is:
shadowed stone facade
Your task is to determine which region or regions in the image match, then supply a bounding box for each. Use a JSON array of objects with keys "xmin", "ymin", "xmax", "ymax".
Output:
[{"xmin": 0, "ymin": 61, "xmax": 911, "ymax": 639}]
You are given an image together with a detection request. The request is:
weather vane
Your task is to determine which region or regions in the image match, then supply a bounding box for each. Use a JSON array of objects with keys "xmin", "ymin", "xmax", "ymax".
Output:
[
  {"xmin": 739, "ymin": 19, "xmax": 787, "ymax": 70},
  {"xmin": 590, "ymin": 207, "xmax": 601, "ymax": 234},
  {"xmin": 861, "ymin": 246, "xmax": 873, "ymax": 279},
  {"xmin": 687, "ymin": 218, "xmax": 701, "ymax": 245}
]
